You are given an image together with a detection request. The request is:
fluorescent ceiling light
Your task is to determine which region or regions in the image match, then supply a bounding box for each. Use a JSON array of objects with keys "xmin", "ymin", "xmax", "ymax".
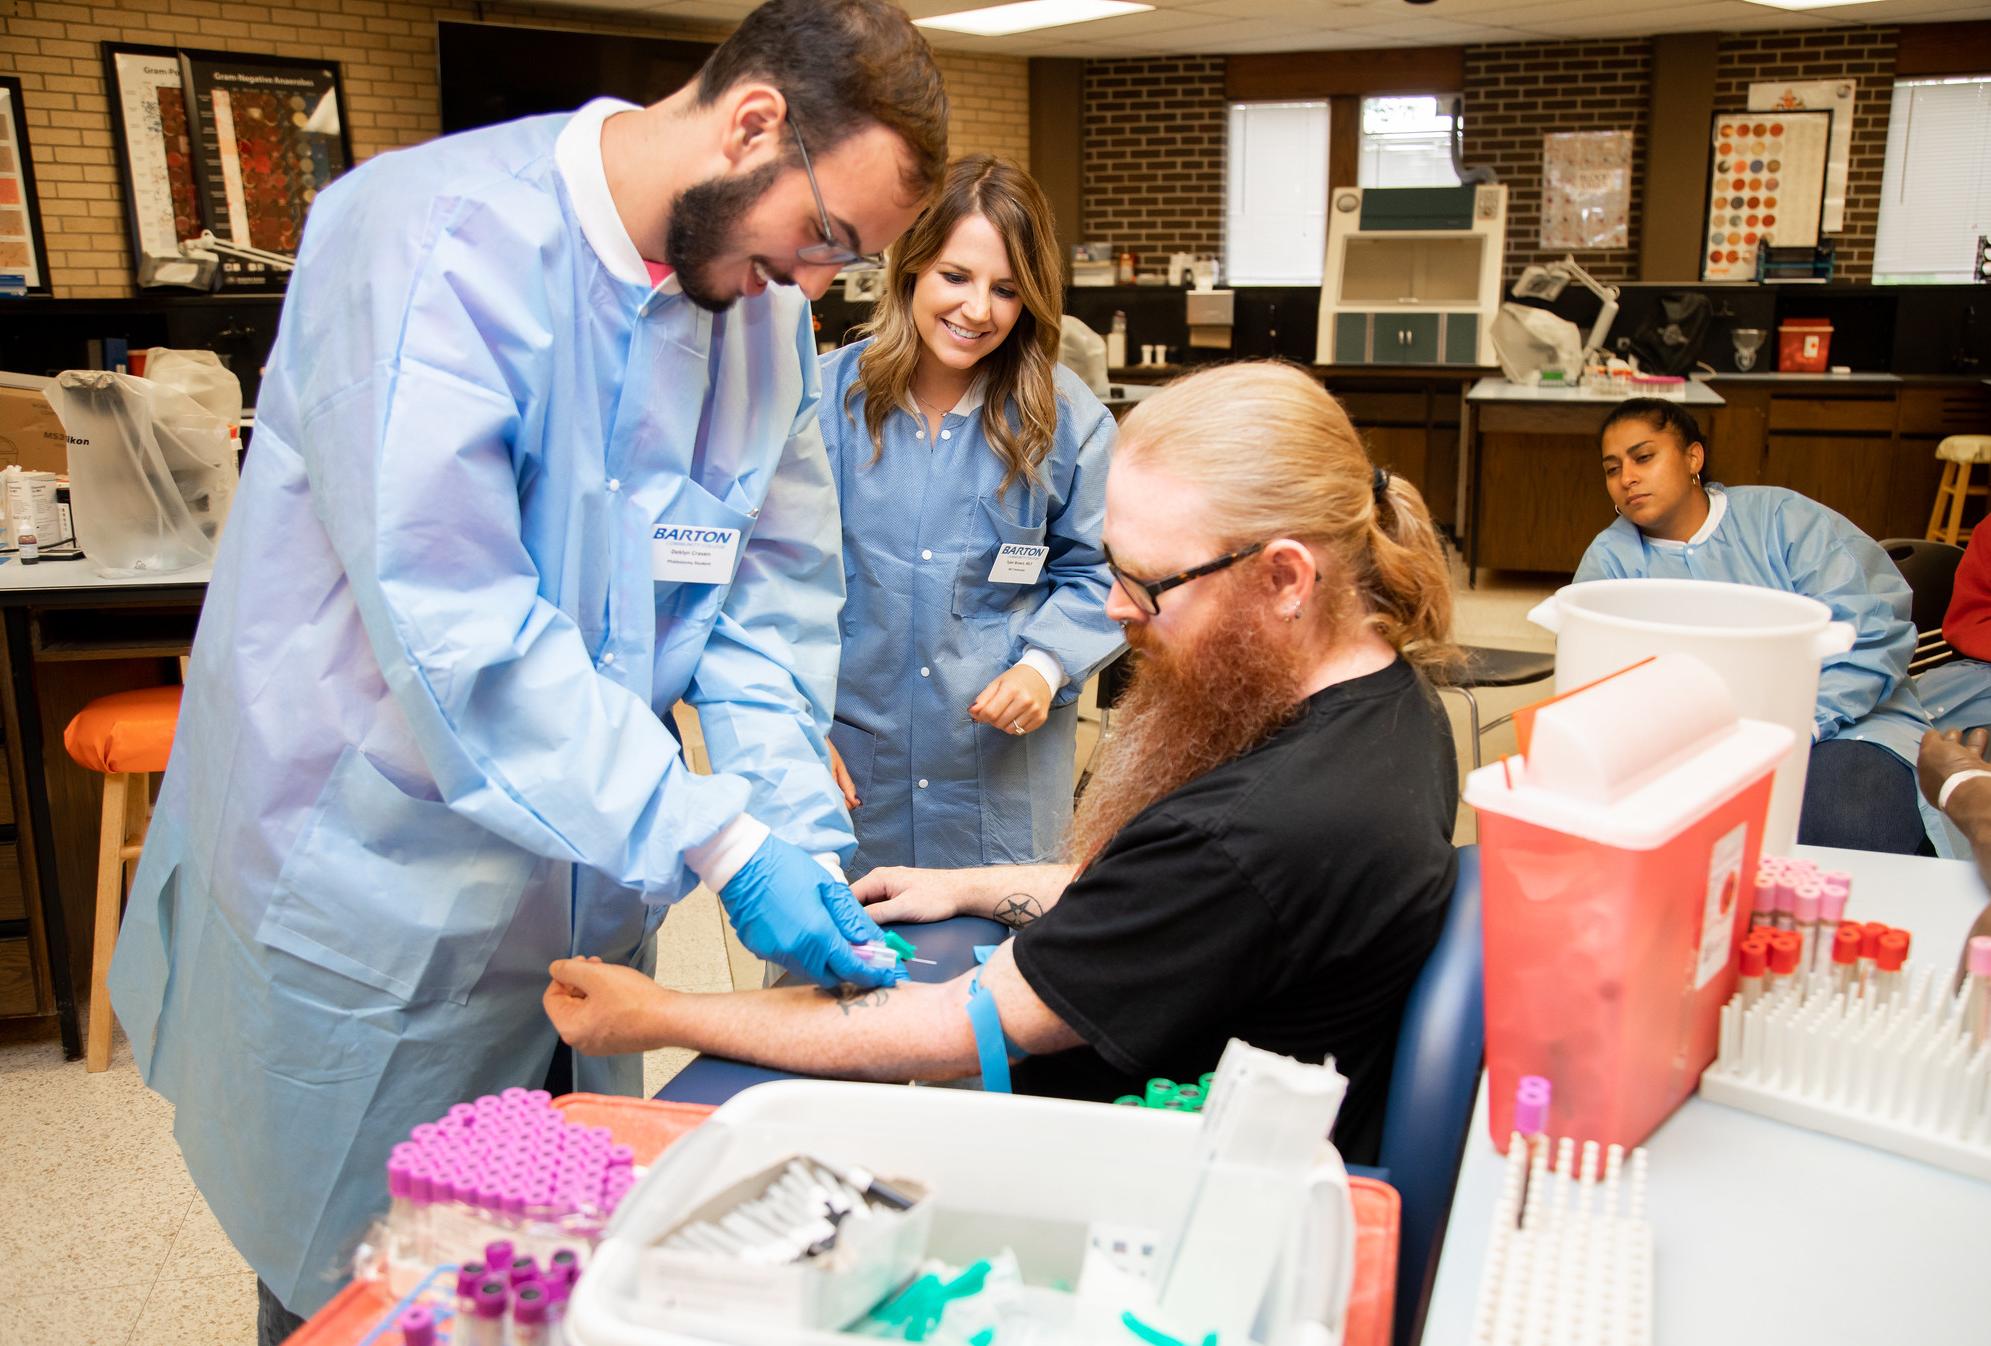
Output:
[
  {"xmin": 1740, "ymin": 0, "xmax": 1884, "ymax": 10},
  {"xmin": 915, "ymin": 1, "xmax": 1153, "ymax": 37}
]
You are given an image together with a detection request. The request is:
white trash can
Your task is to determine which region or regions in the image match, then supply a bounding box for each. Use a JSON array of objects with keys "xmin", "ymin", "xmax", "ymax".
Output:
[{"xmin": 1529, "ymin": 578, "xmax": 1854, "ymax": 855}]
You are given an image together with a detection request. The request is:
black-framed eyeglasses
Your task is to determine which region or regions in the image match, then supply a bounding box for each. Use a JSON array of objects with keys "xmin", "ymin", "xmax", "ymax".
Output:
[
  {"xmin": 789, "ymin": 116, "xmax": 885, "ymax": 270},
  {"xmin": 1104, "ymin": 541, "xmax": 1267, "ymax": 616}
]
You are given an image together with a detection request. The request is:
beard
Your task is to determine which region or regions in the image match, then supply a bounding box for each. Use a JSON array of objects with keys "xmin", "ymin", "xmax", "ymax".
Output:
[
  {"xmin": 663, "ymin": 162, "xmax": 783, "ymax": 313},
  {"xmin": 1067, "ymin": 576, "xmax": 1312, "ymax": 870}
]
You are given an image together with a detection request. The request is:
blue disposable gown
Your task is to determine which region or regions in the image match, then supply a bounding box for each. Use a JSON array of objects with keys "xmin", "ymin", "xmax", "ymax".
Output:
[
  {"xmin": 107, "ymin": 104, "xmax": 851, "ymax": 1315},
  {"xmin": 1576, "ymin": 484, "xmax": 1950, "ymax": 847},
  {"xmin": 819, "ymin": 340, "xmax": 1122, "ymax": 873}
]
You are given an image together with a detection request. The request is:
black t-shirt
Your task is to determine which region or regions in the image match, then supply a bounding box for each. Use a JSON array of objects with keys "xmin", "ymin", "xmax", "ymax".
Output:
[{"xmin": 1010, "ymin": 657, "xmax": 1458, "ymax": 1165}]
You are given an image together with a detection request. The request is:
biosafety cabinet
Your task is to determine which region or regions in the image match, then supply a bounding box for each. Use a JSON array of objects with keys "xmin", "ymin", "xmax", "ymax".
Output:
[{"xmin": 1316, "ymin": 185, "xmax": 1507, "ymax": 367}]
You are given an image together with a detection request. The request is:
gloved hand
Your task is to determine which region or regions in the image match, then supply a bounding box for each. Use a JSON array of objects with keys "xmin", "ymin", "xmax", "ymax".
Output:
[{"xmin": 718, "ymin": 833, "xmax": 899, "ymax": 989}]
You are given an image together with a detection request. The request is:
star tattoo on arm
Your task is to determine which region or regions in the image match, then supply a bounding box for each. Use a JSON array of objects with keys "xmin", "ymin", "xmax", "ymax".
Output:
[
  {"xmin": 827, "ymin": 985, "xmax": 893, "ymax": 1016},
  {"xmin": 993, "ymin": 895, "xmax": 1044, "ymax": 929}
]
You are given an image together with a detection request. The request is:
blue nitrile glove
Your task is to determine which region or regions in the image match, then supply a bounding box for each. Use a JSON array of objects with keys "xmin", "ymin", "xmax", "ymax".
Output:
[{"xmin": 717, "ymin": 833, "xmax": 900, "ymax": 989}]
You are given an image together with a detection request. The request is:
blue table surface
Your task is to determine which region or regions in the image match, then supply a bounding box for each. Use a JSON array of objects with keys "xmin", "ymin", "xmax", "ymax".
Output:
[{"xmin": 654, "ymin": 915, "xmax": 1010, "ymax": 1105}]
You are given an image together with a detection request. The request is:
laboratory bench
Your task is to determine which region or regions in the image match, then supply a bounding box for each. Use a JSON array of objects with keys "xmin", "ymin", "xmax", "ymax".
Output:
[
  {"xmin": 0, "ymin": 560, "xmax": 208, "ymax": 1056},
  {"xmin": 1423, "ymin": 844, "xmax": 1991, "ymax": 1346},
  {"xmin": 1459, "ymin": 373, "xmax": 1991, "ymax": 578},
  {"xmin": 1107, "ymin": 362, "xmax": 1494, "ymax": 538}
]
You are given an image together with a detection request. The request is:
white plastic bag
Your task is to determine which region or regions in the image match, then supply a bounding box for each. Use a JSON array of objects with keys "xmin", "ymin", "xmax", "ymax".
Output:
[
  {"xmin": 140, "ymin": 347, "xmax": 243, "ymax": 430},
  {"xmin": 44, "ymin": 368, "xmax": 240, "ymax": 576}
]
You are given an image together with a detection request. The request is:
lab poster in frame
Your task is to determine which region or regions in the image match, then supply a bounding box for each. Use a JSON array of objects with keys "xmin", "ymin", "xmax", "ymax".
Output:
[
  {"xmin": 0, "ymin": 76, "xmax": 53, "ymax": 293},
  {"xmin": 103, "ymin": 43, "xmax": 352, "ymax": 292},
  {"xmin": 1540, "ymin": 130, "xmax": 1631, "ymax": 250},
  {"xmin": 1748, "ymin": 79, "xmax": 1856, "ymax": 234},
  {"xmin": 1701, "ymin": 109, "xmax": 1831, "ymax": 282}
]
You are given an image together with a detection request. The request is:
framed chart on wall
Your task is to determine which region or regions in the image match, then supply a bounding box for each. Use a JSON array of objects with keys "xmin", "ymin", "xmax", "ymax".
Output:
[
  {"xmin": 103, "ymin": 43, "xmax": 352, "ymax": 292},
  {"xmin": 1701, "ymin": 109, "xmax": 1832, "ymax": 282},
  {"xmin": 0, "ymin": 76, "xmax": 54, "ymax": 294}
]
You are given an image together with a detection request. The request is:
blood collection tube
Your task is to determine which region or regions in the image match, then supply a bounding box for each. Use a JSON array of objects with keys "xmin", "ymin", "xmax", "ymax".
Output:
[
  {"xmin": 1749, "ymin": 873, "xmax": 1777, "ymax": 932},
  {"xmin": 1831, "ymin": 924, "xmax": 1862, "ymax": 998},
  {"xmin": 1818, "ymin": 888, "xmax": 1848, "ymax": 972},
  {"xmin": 398, "ymin": 1306, "xmax": 437, "ymax": 1346},
  {"xmin": 1859, "ymin": 922, "xmax": 1889, "ymax": 994},
  {"xmin": 1513, "ymin": 1074, "xmax": 1552, "ymax": 1141},
  {"xmin": 462, "ymin": 1278, "xmax": 509, "ymax": 1346},
  {"xmin": 1966, "ymin": 937, "xmax": 1991, "ymax": 1047},
  {"xmin": 1773, "ymin": 876, "xmax": 1797, "ymax": 931},
  {"xmin": 513, "ymin": 1279, "xmax": 552, "ymax": 1345},
  {"xmin": 1768, "ymin": 932, "xmax": 1802, "ymax": 986},
  {"xmin": 483, "ymin": 1240, "xmax": 515, "ymax": 1276},
  {"xmin": 1792, "ymin": 889, "xmax": 1820, "ymax": 974},
  {"xmin": 455, "ymin": 1260, "xmax": 487, "ymax": 1319},
  {"xmin": 1738, "ymin": 941, "xmax": 1768, "ymax": 1009},
  {"xmin": 509, "ymin": 1253, "xmax": 541, "ymax": 1287},
  {"xmin": 1873, "ymin": 931, "xmax": 1909, "ymax": 1006}
]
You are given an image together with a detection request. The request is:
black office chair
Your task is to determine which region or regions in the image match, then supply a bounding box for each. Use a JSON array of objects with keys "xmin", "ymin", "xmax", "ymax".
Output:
[
  {"xmin": 1881, "ymin": 537, "xmax": 1965, "ymax": 675},
  {"xmin": 1437, "ymin": 646, "xmax": 1557, "ymax": 770}
]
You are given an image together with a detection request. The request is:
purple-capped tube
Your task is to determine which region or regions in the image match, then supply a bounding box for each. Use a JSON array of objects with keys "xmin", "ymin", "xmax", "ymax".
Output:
[
  {"xmin": 502, "ymin": 1086, "xmax": 530, "ymax": 1105},
  {"xmin": 455, "ymin": 1260, "xmax": 487, "ymax": 1315},
  {"xmin": 527, "ymin": 1088, "xmax": 553, "ymax": 1106},
  {"xmin": 483, "ymin": 1239, "xmax": 515, "ymax": 1274},
  {"xmin": 398, "ymin": 1305, "xmax": 437, "ymax": 1346},
  {"xmin": 509, "ymin": 1253, "xmax": 541, "ymax": 1287},
  {"xmin": 512, "ymin": 1279, "xmax": 552, "ymax": 1346},
  {"xmin": 1513, "ymin": 1075, "xmax": 1551, "ymax": 1142},
  {"xmin": 608, "ymin": 1143, "xmax": 635, "ymax": 1169},
  {"xmin": 461, "ymin": 1277, "xmax": 508, "ymax": 1346}
]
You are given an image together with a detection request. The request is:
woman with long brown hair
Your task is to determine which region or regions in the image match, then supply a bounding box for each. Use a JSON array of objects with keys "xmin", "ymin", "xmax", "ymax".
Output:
[{"xmin": 819, "ymin": 154, "xmax": 1120, "ymax": 875}]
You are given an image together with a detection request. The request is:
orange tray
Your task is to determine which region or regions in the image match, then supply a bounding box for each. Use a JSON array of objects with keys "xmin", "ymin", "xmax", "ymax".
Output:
[{"xmin": 286, "ymin": 1095, "xmax": 716, "ymax": 1345}]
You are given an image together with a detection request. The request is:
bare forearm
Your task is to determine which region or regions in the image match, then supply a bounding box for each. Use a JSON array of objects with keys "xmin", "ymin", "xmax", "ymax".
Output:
[
  {"xmin": 648, "ymin": 980, "xmax": 981, "ymax": 1083},
  {"xmin": 958, "ymin": 864, "xmax": 1075, "ymax": 926}
]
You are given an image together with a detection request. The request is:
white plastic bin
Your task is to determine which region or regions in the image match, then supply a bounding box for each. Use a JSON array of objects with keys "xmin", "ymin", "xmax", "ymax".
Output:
[
  {"xmin": 564, "ymin": 1081, "xmax": 1353, "ymax": 1346},
  {"xmin": 1529, "ymin": 578, "xmax": 1853, "ymax": 855}
]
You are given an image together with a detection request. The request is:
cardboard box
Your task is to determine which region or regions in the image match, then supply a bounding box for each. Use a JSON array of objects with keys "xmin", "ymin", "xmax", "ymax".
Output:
[{"xmin": 0, "ymin": 380, "xmax": 71, "ymax": 475}]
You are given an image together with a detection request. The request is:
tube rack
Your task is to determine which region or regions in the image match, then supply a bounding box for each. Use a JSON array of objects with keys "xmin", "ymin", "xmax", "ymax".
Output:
[
  {"xmin": 1470, "ymin": 1133, "xmax": 1653, "ymax": 1346},
  {"xmin": 1699, "ymin": 962, "xmax": 1991, "ymax": 1180}
]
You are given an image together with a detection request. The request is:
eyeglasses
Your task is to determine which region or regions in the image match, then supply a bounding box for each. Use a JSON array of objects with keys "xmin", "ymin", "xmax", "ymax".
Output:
[
  {"xmin": 789, "ymin": 116, "xmax": 885, "ymax": 270},
  {"xmin": 1104, "ymin": 541, "xmax": 1266, "ymax": 616}
]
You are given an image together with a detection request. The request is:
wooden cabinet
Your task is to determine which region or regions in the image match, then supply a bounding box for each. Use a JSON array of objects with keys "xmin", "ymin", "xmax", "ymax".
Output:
[
  {"xmin": 1462, "ymin": 377, "xmax": 1991, "ymax": 577},
  {"xmin": 1321, "ymin": 366, "xmax": 1480, "ymax": 535}
]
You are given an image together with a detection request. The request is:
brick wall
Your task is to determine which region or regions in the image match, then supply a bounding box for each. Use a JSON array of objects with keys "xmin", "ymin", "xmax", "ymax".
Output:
[
  {"xmin": 1077, "ymin": 26, "xmax": 1906, "ymax": 286},
  {"xmin": 1714, "ymin": 26, "xmax": 1897, "ymax": 282},
  {"xmin": 1462, "ymin": 38, "xmax": 1652, "ymax": 286},
  {"xmin": 0, "ymin": 0, "xmax": 1030, "ymax": 297},
  {"xmin": 1081, "ymin": 55, "xmax": 1226, "ymax": 258}
]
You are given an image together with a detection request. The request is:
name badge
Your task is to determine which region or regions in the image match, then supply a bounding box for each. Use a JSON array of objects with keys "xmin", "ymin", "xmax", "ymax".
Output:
[
  {"xmin": 988, "ymin": 543, "xmax": 1049, "ymax": 585},
  {"xmin": 652, "ymin": 524, "xmax": 742, "ymax": 584}
]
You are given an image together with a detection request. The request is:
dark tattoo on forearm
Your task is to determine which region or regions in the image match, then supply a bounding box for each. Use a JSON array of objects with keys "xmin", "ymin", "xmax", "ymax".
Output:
[
  {"xmin": 994, "ymin": 895, "xmax": 1044, "ymax": 928},
  {"xmin": 828, "ymin": 985, "xmax": 893, "ymax": 1015}
]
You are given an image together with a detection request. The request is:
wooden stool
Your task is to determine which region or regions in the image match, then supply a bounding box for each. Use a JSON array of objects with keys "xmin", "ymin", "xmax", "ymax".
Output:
[
  {"xmin": 62, "ymin": 685, "xmax": 181, "ymax": 1072},
  {"xmin": 1926, "ymin": 435, "xmax": 1991, "ymax": 544}
]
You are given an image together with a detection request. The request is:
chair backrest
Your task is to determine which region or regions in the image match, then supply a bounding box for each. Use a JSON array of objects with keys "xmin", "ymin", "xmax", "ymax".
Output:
[
  {"xmin": 1376, "ymin": 845, "xmax": 1485, "ymax": 1346},
  {"xmin": 1881, "ymin": 537, "xmax": 1966, "ymax": 637}
]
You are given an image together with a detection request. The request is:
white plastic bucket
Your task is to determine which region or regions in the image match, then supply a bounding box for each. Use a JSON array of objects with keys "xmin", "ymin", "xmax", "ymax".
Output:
[{"xmin": 1528, "ymin": 578, "xmax": 1855, "ymax": 855}]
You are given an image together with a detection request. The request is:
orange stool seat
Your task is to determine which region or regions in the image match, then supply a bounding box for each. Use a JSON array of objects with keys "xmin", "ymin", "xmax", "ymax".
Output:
[
  {"xmin": 64, "ymin": 685, "xmax": 182, "ymax": 775},
  {"xmin": 64, "ymin": 684, "xmax": 180, "ymax": 1071}
]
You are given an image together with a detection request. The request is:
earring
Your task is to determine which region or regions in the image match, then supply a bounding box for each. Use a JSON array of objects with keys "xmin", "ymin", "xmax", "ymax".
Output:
[
  {"xmin": 1693, "ymin": 472, "xmax": 1702, "ymax": 486},
  {"xmin": 1286, "ymin": 608, "xmax": 1302, "ymax": 621}
]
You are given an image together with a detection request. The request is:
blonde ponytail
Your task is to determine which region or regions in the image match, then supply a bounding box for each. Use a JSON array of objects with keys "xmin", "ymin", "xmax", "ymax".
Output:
[{"xmin": 1115, "ymin": 361, "xmax": 1457, "ymax": 675}]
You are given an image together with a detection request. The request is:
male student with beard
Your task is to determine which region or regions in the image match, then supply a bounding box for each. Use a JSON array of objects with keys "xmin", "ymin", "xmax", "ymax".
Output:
[{"xmin": 544, "ymin": 361, "xmax": 1460, "ymax": 1165}]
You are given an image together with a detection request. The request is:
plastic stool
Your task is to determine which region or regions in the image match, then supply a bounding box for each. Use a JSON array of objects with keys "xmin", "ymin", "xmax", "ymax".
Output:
[
  {"xmin": 62, "ymin": 685, "xmax": 181, "ymax": 1072},
  {"xmin": 1927, "ymin": 435, "xmax": 1991, "ymax": 545}
]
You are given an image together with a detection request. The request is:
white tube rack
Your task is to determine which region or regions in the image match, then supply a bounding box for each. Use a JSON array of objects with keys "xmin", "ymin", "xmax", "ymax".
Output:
[
  {"xmin": 1699, "ymin": 962, "xmax": 1991, "ymax": 1180},
  {"xmin": 1470, "ymin": 1133, "xmax": 1653, "ymax": 1346}
]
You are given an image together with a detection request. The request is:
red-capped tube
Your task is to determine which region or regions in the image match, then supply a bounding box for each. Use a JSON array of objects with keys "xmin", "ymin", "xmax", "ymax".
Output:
[
  {"xmin": 1739, "ymin": 943, "xmax": 1768, "ymax": 977},
  {"xmin": 1832, "ymin": 925, "xmax": 1862, "ymax": 966},
  {"xmin": 1860, "ymin": 921, "xmax": 1889, "ymax": 960},
  {"xmin": 1769, "ymin": 932, "xmax": 1802, "ymax": 975},
  {"xmin": 1877, "ymin": 931, "xmax": 1909, "ymax": 972}
]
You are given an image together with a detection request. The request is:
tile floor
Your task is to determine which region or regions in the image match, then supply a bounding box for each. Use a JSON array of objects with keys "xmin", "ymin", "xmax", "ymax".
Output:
[{"xmin": 0, "ymin": 558, "xmax": 1560, "ymax": 1343}]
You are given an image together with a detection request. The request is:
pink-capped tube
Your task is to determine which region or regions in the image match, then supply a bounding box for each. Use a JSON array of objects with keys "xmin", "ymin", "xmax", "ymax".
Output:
[
  {"xmin": 1772, "ymin": 875, "xmax": 1797, "ymax": 930},
  {"xmin": 1513, "ymin": 1074, "xmax": 1551, "ymax": 1138},
  {"xmin": 1749, "ymin": 874, "xmax": 1777, "ymax": 931},
  {"xmin": 1793, "ymin": 887, "xmax": 1821, "ymax": 972},
  {"xmin": 1967, "ymin": 937, "xmax": 1991, "ymax": 1047}
]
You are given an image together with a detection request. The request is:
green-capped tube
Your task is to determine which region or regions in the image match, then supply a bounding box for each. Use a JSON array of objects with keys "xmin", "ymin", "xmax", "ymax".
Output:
[{"xmin": 1144, "ymin": 1078, "xmax": 1176, "ymax": 1108}]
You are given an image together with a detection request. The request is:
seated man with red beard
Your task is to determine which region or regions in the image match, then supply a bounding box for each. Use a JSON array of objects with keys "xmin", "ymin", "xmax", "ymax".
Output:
[{"xmin": 543, "ymin": 361, "xmax": 1459, "ymax": 1164}]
